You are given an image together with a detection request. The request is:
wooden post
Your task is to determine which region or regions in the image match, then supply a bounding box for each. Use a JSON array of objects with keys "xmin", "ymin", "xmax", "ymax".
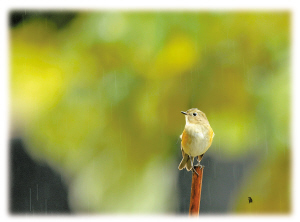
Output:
[{"xmin": 189, "ymin": 165, "xmax": 204, "ymax": 216}]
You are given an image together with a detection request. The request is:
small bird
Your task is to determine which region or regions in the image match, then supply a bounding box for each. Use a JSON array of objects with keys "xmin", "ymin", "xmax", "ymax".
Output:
[{"xmin": 178, "ymin": 108, "xmax": 214, "ymax": 172}]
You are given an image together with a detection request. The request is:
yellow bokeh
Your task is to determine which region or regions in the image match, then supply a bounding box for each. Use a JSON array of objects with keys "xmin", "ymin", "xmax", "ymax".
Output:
[
  {"xmin": 10, "ymin": 12, "xmax": 290, "ymax": 214},
  {"xmin": 148, "ymin": 34, "xmax": 198, "ymax": 79}
]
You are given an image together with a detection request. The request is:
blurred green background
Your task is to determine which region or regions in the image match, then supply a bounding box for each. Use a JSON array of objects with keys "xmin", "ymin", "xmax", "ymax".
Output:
[{"xmin": 9, "ymin": 11, "xmax": 290, "ymax": 214}]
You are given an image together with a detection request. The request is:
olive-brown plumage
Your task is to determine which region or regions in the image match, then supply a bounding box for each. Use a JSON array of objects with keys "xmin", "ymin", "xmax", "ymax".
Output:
[{"xmin": 178, "ymin": 108, "xmax": 214, "ymax": 171}]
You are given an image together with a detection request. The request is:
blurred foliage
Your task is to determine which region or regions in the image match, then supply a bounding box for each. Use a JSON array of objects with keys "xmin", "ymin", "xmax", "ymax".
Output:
[{"xmin": 10, "ymin": 11, "xmax": 290, "ymax": 213}]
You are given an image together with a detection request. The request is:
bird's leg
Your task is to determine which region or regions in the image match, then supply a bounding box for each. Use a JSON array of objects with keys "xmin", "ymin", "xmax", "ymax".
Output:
[
  {"xmin": 196, "ymin": 154, "xmax": 204, "ymax": 168},
  {"xmin": 192, "ymin": 166, "xmax": 199, "ymax": 176},
  {"xmin": 190, "ymin": 156, "xmax": 199, "ymax": 176}
]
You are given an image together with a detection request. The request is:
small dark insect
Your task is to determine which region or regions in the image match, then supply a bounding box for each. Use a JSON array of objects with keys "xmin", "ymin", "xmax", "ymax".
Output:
[{"xmin": 248, "ymin": 197, "xmax": 253, "ymax": 204}]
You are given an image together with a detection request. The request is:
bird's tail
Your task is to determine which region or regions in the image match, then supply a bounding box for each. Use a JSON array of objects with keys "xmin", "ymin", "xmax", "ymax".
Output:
[{"xmin": 178, "ymin": 154, "xmax": 193, "ymax": 171}]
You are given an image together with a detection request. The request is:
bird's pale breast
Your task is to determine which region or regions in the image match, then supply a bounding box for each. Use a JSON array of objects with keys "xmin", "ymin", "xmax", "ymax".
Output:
[{"xmin": 181, "ymin": 124, "xmax": 213, "ymax": 157}]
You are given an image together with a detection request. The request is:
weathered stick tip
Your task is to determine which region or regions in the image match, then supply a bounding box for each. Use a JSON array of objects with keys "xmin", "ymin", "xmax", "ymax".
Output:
[{"xmin": 194, "ymin": 164, "xmax": 204, "ymax": 169}]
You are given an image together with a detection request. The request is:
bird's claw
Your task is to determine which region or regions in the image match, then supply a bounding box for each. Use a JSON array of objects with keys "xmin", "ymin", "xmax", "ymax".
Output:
[{"xmin": 192, "ymin": 167, "xmax": 199, "ymax": 176}]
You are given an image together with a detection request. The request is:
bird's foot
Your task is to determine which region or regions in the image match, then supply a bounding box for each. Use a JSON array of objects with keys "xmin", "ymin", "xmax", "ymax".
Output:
[
  {"xmin": 192, "ymin": 166, "xmax": 199, "ymax": 176},
  {"xmin": 195, "ymin": 162, "xmax": 204, "ymax": 169}
]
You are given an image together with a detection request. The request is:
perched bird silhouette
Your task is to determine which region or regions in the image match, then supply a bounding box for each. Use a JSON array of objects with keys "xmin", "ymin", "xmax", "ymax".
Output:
[{"xmin": 178, "ymin": 108, "xmax": 214, "ymax": 173}]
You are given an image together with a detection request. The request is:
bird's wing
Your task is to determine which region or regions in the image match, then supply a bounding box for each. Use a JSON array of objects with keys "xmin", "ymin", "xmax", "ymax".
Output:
[{"xmin": 181, "ymin": 145, "xmax": 185, "ymax": 157}]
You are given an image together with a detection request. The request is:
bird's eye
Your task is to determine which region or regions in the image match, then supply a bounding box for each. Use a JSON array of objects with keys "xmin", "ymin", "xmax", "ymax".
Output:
[{"xmin": 193, "ymin": 113, "xmax": 197, "ymax": 116}]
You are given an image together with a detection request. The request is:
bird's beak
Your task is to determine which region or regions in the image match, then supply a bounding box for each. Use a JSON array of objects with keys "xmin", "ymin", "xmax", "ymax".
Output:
[{"xmin": 181, "ymin": 111, "xmax": 187, "ymax": 115}]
